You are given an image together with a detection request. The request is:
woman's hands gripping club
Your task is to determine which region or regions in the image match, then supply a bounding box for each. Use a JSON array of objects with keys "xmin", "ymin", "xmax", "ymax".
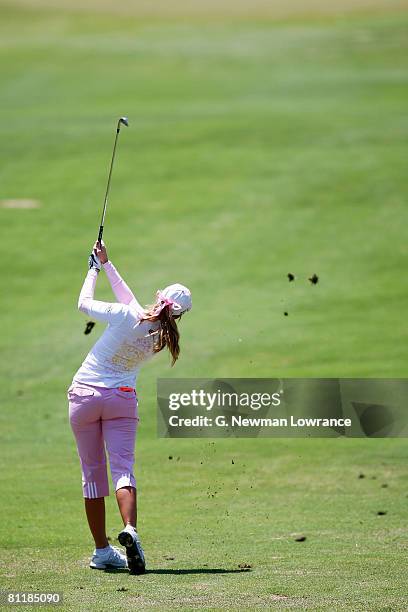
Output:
[{"xmin": 88, "ymin": 241, "xmax": 108, "ymax": 271}]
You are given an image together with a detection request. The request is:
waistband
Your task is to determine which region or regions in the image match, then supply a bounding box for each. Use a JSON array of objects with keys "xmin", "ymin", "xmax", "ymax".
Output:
[{"xmin": 70, "ymin": 380, "xmax": 136, "ymax": 393}]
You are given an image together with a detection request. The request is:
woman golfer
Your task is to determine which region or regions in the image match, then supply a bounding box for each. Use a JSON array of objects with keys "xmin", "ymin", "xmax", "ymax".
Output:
[{"xmin": 68, "ymin": 241, "xmax": 192, "ymax": 574}]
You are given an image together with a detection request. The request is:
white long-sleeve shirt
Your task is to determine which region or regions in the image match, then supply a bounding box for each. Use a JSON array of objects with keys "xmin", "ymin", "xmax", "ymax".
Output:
[{"xmin": 73, "ymin": 261, "xmax": 160, "ymax": 388}]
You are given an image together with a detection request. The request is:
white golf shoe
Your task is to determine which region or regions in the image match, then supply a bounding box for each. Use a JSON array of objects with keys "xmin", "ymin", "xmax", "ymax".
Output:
[
  {"xmin": 118, "ymin": 525, "xmax": 146, "ymax": 575},
  {"xmin": 89, "ymin": 545, "xmax": 127, "ymax": 570}
]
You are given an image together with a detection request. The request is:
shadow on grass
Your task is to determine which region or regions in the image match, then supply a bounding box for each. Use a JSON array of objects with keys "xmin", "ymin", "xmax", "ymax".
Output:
[
  {"xmin": 104, "ymin": 568, "xmax": 251, "ymax": 575},
  {"xmin": 147, "ymin": 568, "xmax": 250, "ymax": 575}
]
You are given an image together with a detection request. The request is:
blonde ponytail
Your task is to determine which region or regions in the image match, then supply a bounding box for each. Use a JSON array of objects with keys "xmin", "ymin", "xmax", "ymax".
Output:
[{"xmin": 140, "ymin": 304, "xmax": 181, "ymax": 366}]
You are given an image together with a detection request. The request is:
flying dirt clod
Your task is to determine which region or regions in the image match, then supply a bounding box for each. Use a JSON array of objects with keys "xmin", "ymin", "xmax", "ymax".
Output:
[{"xmin": 84, "ymin": 321, "xmax": 95, "ymax": 335}]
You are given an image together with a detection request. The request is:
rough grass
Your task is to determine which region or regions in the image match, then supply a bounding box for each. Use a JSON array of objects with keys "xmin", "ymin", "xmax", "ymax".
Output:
[{"xmin": 0, "ymin": 2, "xmax": 407, "ymax": 610}]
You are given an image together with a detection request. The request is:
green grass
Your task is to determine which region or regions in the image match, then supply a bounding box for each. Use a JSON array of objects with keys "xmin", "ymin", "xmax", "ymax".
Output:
[{"xmin": 0, "ymin": 1, "xmax": 407, "ymax": 609}]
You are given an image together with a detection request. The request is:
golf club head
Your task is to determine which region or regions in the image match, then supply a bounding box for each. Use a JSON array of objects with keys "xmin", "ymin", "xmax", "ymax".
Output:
[{"xmin": 119, "ymin": 116, "xmax": 129, "ymax": 127}]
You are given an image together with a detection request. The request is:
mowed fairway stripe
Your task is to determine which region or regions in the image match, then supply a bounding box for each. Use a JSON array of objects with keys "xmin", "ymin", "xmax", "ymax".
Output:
[{"xmin": 5, "ymin": 0, "xmax": 408, "ymax": 19}]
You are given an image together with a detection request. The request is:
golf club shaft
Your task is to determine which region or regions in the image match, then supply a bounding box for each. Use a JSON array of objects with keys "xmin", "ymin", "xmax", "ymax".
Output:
[{"xmin": 98, "ymin": 119, "xmax": 125, "ymax": 242}]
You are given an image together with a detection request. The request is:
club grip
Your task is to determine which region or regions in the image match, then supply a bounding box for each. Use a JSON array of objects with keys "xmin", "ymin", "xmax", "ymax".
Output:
[{"xmin": 98, "ymin": 226, "xmax": 104, "ymax": 242}]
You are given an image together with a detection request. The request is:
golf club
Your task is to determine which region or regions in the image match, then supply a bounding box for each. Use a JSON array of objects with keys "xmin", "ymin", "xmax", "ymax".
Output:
[{"xmin": 97, "ymin": 116, "xmax": 129, "ymax": 242}]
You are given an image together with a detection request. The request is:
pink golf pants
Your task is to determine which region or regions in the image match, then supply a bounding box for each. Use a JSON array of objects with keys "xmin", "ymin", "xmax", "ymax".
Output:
[{"xmin": 68, "ymin": 382, "xmax": 139, "ymax": 499}]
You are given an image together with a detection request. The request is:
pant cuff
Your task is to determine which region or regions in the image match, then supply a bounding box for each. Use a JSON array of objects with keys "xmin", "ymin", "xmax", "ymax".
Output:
[
  {"xmin": 82, "ymin": 480, "xmax": 110, "ymax": 498},
  {"xmin": 115, "ymin": 473, "xmax": 136, "ymax": 491}
]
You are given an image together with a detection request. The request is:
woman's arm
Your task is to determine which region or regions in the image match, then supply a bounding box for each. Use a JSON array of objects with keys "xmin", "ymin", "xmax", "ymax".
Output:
[
  {"xmin": 78, "ymin": 254, "xmax": 128, "ymax": 325},
  {"xmin": 94, "ymin": 241, "xmax": 144, "ymax": 313},
  {"xmin": 103, "ymin": 260, "xmax": 141, "ymax": 306}
]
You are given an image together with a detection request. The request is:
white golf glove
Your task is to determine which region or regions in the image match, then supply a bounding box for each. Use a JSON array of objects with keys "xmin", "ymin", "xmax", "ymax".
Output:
[{"xmin": 88, "ymin": 251, "xmax": 101, "ymax": 271}]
